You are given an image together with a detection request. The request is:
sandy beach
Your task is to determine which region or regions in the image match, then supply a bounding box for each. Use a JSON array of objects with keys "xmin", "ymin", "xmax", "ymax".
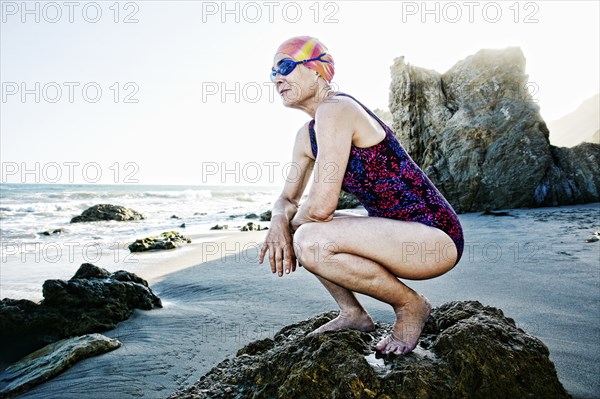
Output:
[{"xmin": 13, "ymin": 203, "xmax": 600, "ymax": 399}]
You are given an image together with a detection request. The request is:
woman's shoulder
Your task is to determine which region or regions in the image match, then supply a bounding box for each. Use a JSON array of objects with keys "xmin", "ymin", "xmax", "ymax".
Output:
[{"xmin": 316, "ymin": 92, "xmax": 364, "ymax": 121}]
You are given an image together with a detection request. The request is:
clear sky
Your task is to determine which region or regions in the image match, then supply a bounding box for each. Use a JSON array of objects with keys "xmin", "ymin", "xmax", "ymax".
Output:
[{"xmin": 1, "ymin": 1, "xmax": 598, "ymax": 185}]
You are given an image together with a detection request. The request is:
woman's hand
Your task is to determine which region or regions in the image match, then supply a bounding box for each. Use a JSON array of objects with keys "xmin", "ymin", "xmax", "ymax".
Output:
[{"xmin": 259, "ymin": 215, "xmax": 297, "ymax": 277}]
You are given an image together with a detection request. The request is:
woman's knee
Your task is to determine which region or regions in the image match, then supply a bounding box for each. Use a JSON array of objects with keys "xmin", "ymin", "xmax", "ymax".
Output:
[
  {"xmin": 293, "ymin": 223, "xmax": 335, "ymax": 271},
  {"xmin": 293, "ymin": 223, "xmax": 317, "ymax": 269}
]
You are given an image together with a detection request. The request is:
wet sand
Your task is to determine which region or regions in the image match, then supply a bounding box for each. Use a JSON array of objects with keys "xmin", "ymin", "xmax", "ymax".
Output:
[{"xmin": 16, "ymin": 203, "xmax": 600, "ymax": 399}]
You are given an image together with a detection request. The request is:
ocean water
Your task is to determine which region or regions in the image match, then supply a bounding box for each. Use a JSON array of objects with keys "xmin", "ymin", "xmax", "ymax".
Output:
[{"xmin": 0, "ymin": 183, "xmax": 281, "ymax": 300}]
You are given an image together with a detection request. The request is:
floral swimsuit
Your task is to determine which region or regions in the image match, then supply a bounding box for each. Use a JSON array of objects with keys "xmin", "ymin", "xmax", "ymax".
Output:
[{"xmin": 308, "ymin": 92, "xmax": 464, "ymax": 265}]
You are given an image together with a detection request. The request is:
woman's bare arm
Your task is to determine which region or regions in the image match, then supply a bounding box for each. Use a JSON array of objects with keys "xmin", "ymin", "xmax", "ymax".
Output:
[
  {"xmin": 259, "ymin": 122, "xmax": 315, "ymax": 276},
  {"xmin": 290, "ymin": 98, "xmax": 355, "ymax": 231}
]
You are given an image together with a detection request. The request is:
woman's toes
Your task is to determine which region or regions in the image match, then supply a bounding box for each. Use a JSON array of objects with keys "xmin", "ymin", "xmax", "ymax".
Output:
[
  {"xmin": 375, "ymin": 334, "xmax": 414, "ymax": 355},
  {"xmin": 375, "ymin": 336, "xmax": 389, "ymax": 351}
]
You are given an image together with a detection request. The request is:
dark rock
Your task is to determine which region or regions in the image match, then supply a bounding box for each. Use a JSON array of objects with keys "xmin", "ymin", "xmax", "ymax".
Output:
[
  {"xmin": 245, "ymin": 213, "xmax": 259, "ymax": 219},
  {"xmin": 128, "ymin": 231, "xmax": 191, "ymax": 252},
  {"xmin": 389, "ymin": 48, "xmax": 600, "ymax": 212},
  {"xmin": 168, "ymin": 301, "xmax": 570, "ymax": 399},
  {"xmin": 38, "ymin": 228, "xmax": 65, "ymax": 236},
  {"xmin": 336, "ymin": 191, "xmax": 361, "ymax": 210},
  {"xmin": 480, "ymin": 209, "xmax": 513, "ymax": 217},
  {"xmin": 0, "ymin": 334, "xmax": 121, "ymax": 397},
  {"xmin": 584, "ymin": 235, "xmax": 599, "ymax": 243},
  {"xmin": 70, "ymin": 262, "xmax": 110, "ymax": 280},
  {"xmin": 70, "ymin": 204, "xmax": 145, "ymax": 223},
  {"xmin": 171, "ymin": 215, "xmax": 180, "ymax": 219},
  {"xmin": 194, "ymin": 212, "xmax": 207, "ymax": 216},
  {"xmin": 537, "ymin": 143, "xmax": 600, "ymax": 206},
  {"xmin": 0, "ymin": 263, "xmax": 161, "ymax": 366},
  {"xmin": 210, "ymin": 224, "xmax": 229, "ymax": 230},
  {"xmin": 180, "ymin": 223, "xmax": 186, "ymax": 228},
  {"xmin": 240, "ymin": 222, "xmax": 266, "ymax": 232},
  {"xmin": 259, "ymin": 210, "xmax": 271, "ymax": 221}
]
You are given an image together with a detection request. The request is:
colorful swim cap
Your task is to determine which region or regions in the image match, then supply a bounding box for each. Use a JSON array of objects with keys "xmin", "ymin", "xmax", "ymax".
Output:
[{"xmin": 275, "ymin": 36, "xmax": 335, "ymax": 83}]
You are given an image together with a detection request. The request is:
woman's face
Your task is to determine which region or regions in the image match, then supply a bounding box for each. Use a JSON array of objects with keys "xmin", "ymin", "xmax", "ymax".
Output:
[{"xmin": 271, "ymin": 53, "xmax": 319, "ymax": 107}]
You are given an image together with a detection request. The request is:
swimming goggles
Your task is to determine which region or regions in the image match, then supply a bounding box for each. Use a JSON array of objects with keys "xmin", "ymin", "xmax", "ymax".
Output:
[{"xmin": 270, "ymin": 53, "xmax": 331, "ymax": 82}]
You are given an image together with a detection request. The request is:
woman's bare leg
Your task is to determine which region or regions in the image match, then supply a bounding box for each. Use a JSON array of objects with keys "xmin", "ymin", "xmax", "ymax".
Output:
[
  {"xmin": 293, "ymin": 216, "xmax": 457, "ymax": 354},
  {"xmin": 311, "ymin": 275, "xmax": 375, "ymax": 334}
]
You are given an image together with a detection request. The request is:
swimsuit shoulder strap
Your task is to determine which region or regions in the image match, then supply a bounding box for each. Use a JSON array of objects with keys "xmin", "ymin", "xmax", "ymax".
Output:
[{"xmin": 308, "ymin": 119, "xmax": 318, "ymax": 157}]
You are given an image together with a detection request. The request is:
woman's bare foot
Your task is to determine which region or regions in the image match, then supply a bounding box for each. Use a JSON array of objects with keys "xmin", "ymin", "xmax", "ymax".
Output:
[
  {"xmin": 375, "ymin": 294, "xmax": 431, "ymax": 355},
  {"xmin": 310, "ymin": 308, "xmax": 375, "ymax": 335}
]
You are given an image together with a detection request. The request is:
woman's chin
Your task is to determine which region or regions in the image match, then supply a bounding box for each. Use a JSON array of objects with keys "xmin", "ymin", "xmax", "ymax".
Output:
[{"xmin": 281, "ymin": 95, "xmax": 298, "ymax": 107}]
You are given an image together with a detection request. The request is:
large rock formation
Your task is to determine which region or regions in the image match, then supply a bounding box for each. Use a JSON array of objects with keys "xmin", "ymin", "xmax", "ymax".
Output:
[
  {"xmin": 70, "ymin": 204, "xmax": 145, "ymax": 223},
  {"xmin": 0, "ymin": 263, "xmax": 161, "ymax": 366},
  {"xmin": 168, "ymin": 301, "xmax": 570, "ymax": 399},
  {"xmin": 389, "ymin": 47, "xmax": 599, "ymax": 212},
  {"xmin": 0, "ymin": 334, "xmax": 121, "ymax": 397}
]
